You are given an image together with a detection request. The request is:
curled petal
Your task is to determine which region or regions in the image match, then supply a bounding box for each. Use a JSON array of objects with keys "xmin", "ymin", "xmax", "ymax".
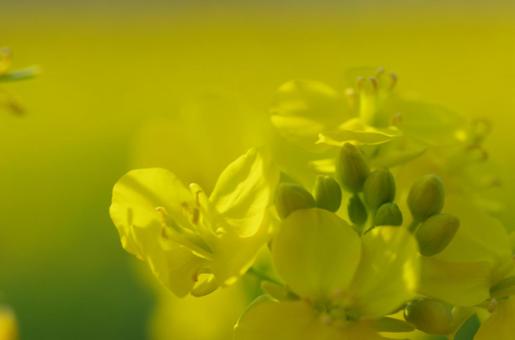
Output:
[{"xmin": 210, "ymin": 148, "xmax": 279, "ymax": 238}]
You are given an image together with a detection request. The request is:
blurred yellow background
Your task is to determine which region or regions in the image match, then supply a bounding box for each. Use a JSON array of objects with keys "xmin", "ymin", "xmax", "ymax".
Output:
[{"xmin": 1, "ymin": 1, "xmax": 515, "ymax": 339}]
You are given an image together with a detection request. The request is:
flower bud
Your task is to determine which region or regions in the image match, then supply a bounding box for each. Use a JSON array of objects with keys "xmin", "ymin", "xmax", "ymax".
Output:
[
  {"xmin": 415, "ymin": 213, "xmax": 460, "ymax": 256},
  {"xmin": 314, "ymin": 175, "xmax": 342, "ymax": 212},
  {"xmin": 404, "ymin": 299, "xmax": 454, "ymax": 335},
  {"xmin": 275, "ymin": 183, "xmax": 316, "ymax": 219},
  {"xmin": 336, "ymin": 143, "xmax": 370, "ymax": 193},
  {"xmin": 408, "ymin": 175, "xmax": 445, "ymax": 221},
  {"xmin": 374, "ymin": 202, "xmax": 403, "ymax": 226},
  {"xmin": 348, "ymin": 194, "xmax": 368, "ymax": 227},
  {"xmin": 363, "ymin": 169, "xmax": 396, "ymax": 210}
]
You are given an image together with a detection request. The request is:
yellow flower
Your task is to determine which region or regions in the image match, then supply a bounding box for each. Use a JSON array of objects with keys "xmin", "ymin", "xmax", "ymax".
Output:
[
  {"xmin": 110, "ymin": 148, "xmax": 279, "ymax": 297},
  {"xmin": 234, "ymin": 208, "xmax": 419, "ymax": 340},
  {"xmin": 0, "ymin": 307, "xmax": 18, "ymax": 340}
]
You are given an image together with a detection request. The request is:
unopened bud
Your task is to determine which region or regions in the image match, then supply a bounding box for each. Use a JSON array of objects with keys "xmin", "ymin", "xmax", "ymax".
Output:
[
  {"xmin": 408, "ymin": 175, "xmax": 445, "ymax": 221},
  {"xmin": 348, "ymin": 194, "xmax": 368, "ymax": 227},
  {"xmin": 275, "ymin": 183, "xmax": 316, "ymax": 219},
  {"xmin": 363, "ymin": 169, "xmax": 396, "ymax": 210},
  {"xmin": 314, "ymin": 175, "xmax": 342, "ymax": 212},
  {"xmin": 404, "ymin": 299, "xmax": 454, "ymax": 335},
  {"xmin": 374, "ymin": 202, "xmax": 403, "ymax": 226},
  {"xmin": 336, "ymin": 143, "xmax": 370, "ymax": 193},
  {"xmin": 415, "ymin": 213, "xmax": 460, "ymax": 256}
]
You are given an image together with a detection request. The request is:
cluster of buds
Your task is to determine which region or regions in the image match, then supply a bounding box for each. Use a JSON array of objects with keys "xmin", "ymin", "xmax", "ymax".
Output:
[
  {"xmin": 337, "ymin": 143, "xmax": 402, "ymax": 232},
  {"xmin": 275, "ymin": 175, "xmax": 342, "ymax": 219}
]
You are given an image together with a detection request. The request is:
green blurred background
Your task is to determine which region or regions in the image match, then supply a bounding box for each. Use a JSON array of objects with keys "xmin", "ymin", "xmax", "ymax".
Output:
[{"xmin": 1, "ymin": 1, "xmax": 515, "ymax": 339}]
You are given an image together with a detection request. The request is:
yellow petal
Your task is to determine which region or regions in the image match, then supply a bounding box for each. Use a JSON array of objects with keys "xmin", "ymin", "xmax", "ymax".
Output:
[
  {"xmin": 234, "ymin": 298, "xmax": 387, "ymax": 340},
  {"xmin": 272, "ymin": 208, "xmax": 361, "ymax": 301},
  {"xmin": 418, "ymin": 257, "xmax": 491, "ymax": 306},
  {"xmin": 348, "ymin": 227, "xmax": 419, "ymax": 318},
  {"xmin": 210, "ymin": 148, "xmax": 279, "ymax": 238},
  {"xmin": 475, "ymin": 297, "xmax": 515, "ymax": 340}
]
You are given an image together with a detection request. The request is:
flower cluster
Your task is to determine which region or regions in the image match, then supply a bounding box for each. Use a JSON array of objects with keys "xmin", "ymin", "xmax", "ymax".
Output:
[{"xmin": 110, "ymin": 69, "xmax": 514, "ymax": 339}]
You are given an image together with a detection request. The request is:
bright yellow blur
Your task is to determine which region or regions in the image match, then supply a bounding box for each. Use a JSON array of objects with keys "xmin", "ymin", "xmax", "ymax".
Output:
[{"xmin": 1, "ymin": 3, "xmax": 515, "ymax": 340}]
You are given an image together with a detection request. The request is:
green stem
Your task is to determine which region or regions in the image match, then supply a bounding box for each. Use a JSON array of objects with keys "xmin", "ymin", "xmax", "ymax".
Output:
[
  {"xmin": 408, "ymin": 219, "xmax": 420, "ymax": 233},
  {"xmin": 248, "ymin": 267, "xmax": 282, "ymax": 285}
]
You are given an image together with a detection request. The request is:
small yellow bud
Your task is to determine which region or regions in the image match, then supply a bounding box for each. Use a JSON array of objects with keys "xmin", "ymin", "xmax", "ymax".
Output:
[
  {"xmin": 404, "ymin": 299, "xmax": 454, "ymax": 335},
  {"xmin": 347, "ymin": 194, "xmax": 368, "ymax": 227},
  {"xmin": 314, "ymin": 175, "xmax": 342, "ymax": 212},
  {"xmin": 363, "ymin": 169, "xmax": 395, "ymax": 210},
  {"xmin": 408, "ymin": 175, "xmax": 445, "ymax": 222},
  {"xmin": 275, "ymin": 183, "xmax": 316, "ymax": 219},
  {"xmin": 336, "ymin": 143, "xmax": 370, "ymax": 193},
  {"xmin": 415, "ymin": 213, "xmax": 460, "ymax": 256},
  {"xmin": 374, "ymin": 202, "xmax": 403, "ymax": 226}
]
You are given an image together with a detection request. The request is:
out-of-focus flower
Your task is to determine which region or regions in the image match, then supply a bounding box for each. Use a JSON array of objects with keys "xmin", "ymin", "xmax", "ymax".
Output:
[
  {"xmin": 150, "ymin": 282, "xmax": 251, "ymax": 340},
  {"xmin": 0, "ymin": 47, "xmax": 38, "ymax": 115},
  {"xmin": 0, "ymin": 307, "xmax": 18, "ymax": 340},
  {"xmin": 269, "ymin": 68, "xmax": 467, "ymax": 187},
  {"xmin": 0, "ymin": 48, "xmax": 38, "ymax": 83},
  {"xmin": 234, "ymin": 208, "xmax": 419, "ymax": 340},
  {"xmin": 110, "ymin": 148, "xmax": 279, "ymax": 297}
]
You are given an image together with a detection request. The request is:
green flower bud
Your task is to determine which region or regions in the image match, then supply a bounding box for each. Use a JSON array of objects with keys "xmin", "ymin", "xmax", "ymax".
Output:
[
  {"xmin": 363, "ymin": 169, "xmax": 396, "ymax": 210},
  {"xmin": 490, "ymin": 276, "xmax": 515, "ymax": 299},
  {"xmin": 336, "ymin": 143, "xmax": 370, "ymax": 193},
  {"xmin": 275, "ymin": 183, "xmax": 316, "ymax": 219},
  {"xmin": 404, "ymin": 299, "xmax": 454, "ymax": 335},
  {"xmin": 348, "ymin": 194, "xmax": 368, "ymax": 227},
  {"xmin": 374, "ymin": 202, "xmax": 403, "ymax": 226},
  {"xmin": 314, "ymin": 175, "xmax": 342, "ymax": 212},
  {"xmin": 408, "ymin": 175, "xmax": 445, "ymax": 221},
  {"xmin": 415, "ymin": 213, "xmax": 460, "ymax": 256}
]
